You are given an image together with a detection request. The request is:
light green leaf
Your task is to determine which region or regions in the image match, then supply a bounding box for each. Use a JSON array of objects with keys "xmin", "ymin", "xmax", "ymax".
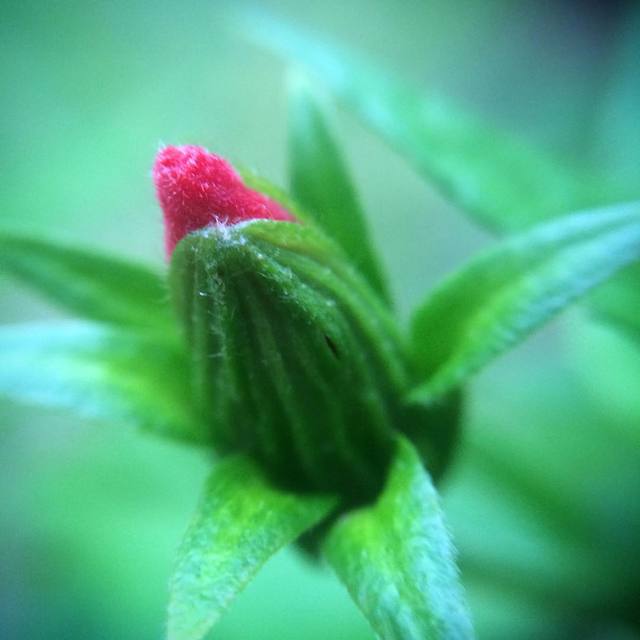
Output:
[
  {"xmin": 0, "ymin": 321, "xmax": 200, "ymax": 443},
  {"xmin": 168, "ymin": 456, "xmax": 337, "ymax": 640},
  {"xmin": 324, "ymin": 437, "xmax": 473, "ymax": 640},
  {"xmin": 409, "ymin": 203, "xmax": 640, "ymax": 403},
  {"xmin": 0, "ymin": 232, "xmax": 173, "ymax": 329},
  {"xmin": 288, "ymin": 72, "xmax": 390, "ymax": 303},
  {"xmin": 242, "ymin": 13, "xmax": 608, "ymax": 231}
]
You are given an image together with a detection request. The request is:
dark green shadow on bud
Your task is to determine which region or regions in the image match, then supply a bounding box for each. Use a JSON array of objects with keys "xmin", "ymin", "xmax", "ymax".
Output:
[
  {"xmin": 169, "ymin": 220, "xmax": 411, "ymax": 506},
  {"xmin": 296, "ymin": 391, "xmax": 464, "ymax": 558},
  {"xmin": 400, "ymin": 390, "xmax": 464, "ymax": 483}
]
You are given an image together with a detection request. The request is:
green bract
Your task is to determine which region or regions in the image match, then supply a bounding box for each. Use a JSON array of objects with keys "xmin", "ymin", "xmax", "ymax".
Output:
[
  {"xmin": 170, "ymin": 221, "xmax": 409, "ymax": 502},
  {"xmin": 168, "ymin": 455, "xmax": 337, "ymax": 640},
  {"xmin": 325, "ymin": 437, "xmax": 473, "ymax": 640}
]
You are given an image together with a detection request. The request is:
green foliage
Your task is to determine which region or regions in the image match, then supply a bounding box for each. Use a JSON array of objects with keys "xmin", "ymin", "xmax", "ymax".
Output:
[
  {"xmin": 242, "ymin": 11, "xmax": 640, "ymax": 352},
  {"xmin": 409, "ymin": 203, "xmax": 640, "ymax": 403},
  {"xmin": 0, "ymin": 321, "xmax": 199, "ymax": 442},
  {"xmin": 0, "ymin": 232, "xmax": 173, "ymax": 330},
  {"xmin": 3, "ymin": 11, "xmax": 640, "ymax": 640},
  {"xmin": 168, "ymin": 455, "xmax": 336, "ymax": 640},
  {"xmin": 325, "ymin": 437, "xmax": 473, "ymax": 639},
  {"xmin": 241, "ymin": 12, "xmax": 610, "ymax": 232},
  {"xmin": 288, "ymin": 73, "xmax": 390, "ymax": 302}
]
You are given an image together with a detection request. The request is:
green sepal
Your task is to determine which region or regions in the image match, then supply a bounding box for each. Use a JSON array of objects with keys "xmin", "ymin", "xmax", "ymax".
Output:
[
  {"xmin": 288, "ymin": 72, "xmax": 390, "ymax": 303},
  {"xmin": 0, "ymin": 232, "xmax": 173, "ymax": 330},
  {"xmin": 409, "ymin": 202, "xmax": 640, "ymax": 404},
  {"xmin": 169, "ymin": 220, "xmax": 408, "ymax": 502},
  {"xmin": 239, "ymin": 168, "xmax": 315, "ymax": 226},
  {"xmin": 168, "ymin": 454, "xmax": 337, "ymax": 640},
  {"xmin": 0, "ymin": 321, "xmax": 201, "ymax": 443},
  {"xmin": 324, "ymin": 436, "xmax": 473, "ymax": 640}
]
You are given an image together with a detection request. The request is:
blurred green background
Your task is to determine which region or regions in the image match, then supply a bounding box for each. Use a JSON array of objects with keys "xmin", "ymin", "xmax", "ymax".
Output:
[{"xmin": 1, "ymin": 1, "xmax": 639, "ymax": 638}]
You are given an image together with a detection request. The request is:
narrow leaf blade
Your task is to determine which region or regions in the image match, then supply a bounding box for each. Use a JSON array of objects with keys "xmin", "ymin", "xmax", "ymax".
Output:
[
  {"xmin": 324, "ymin": 437, "xmax": 473, "ymax": 640},
  {"xmin": 0, "ymin": 322, "xmax": 200, "ymax": 443},
  {"xmin": 288, "ymin": 73, "xmax": 390, "ymax": 302},
  {"xmin": 409, "ymin": 202, "xmax": 640, "ymax": 403},
  {"xmin": 168, "ymin": 457, "xmax": 336, "ymax": 640},
  {"xmin": 0, "ymin": 232, "xmax": 172, "ymax": 329},
  {"xmin": 243, "ymin": 13, "xmax": 609, "ymax": 231}
]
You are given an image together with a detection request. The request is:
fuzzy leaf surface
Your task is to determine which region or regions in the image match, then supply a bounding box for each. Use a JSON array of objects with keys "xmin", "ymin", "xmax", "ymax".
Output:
[
  {"xmin": 0, "ymin": 322, "xmax": 200, "ymax": 442},
  {"xmin": 0, "ymin": 232, "xmax": 172, "ymax": 329},
  {"xmin": 324, "ymin": 437, "xmax": 473, "ymax": 640},
  {"xmin": 242, "ymin": 13, "xmax": 608, "ymax": 231},
  {"xmin": 288, "ymin": 74, "xmax": 389, "ymax": 302},
  {"xmin": 409, "ymin": 203, "xmax": 640, "ymax": 403},
  {"xmin": 168, "ymin": 456, "xmax": 336, "ymax": 640}
]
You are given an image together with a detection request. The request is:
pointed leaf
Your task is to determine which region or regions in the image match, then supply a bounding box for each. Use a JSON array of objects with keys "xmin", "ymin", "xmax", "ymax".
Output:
[
  {"xmin": 0, "ymin": 232, "xmax": 173, "ymax": 329},
  {"xmin": 409, "ymin": 203, "xmax": 640, "ymax": 403},
  {"xmin": 288, "ymin": 73, "xmax": 390, "ymax": 302},
  {"xmin": 168, "ymin": 456, "xmax": 337, "ymax": 640},
  {"xmin": 242, "ymin": 13, "xmax": 609, "ymax": 231},
  {"xmin": 0, "ymin": 322, "xmax": 200, "ymax": 443},
  {"xmin": 324, "ymin": 437, "xmax": 473, "ymax": 640}
]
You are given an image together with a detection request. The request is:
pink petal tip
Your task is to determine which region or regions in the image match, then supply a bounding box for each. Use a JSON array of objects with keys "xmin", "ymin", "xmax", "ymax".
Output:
[{"xmin": 153, "ymin": 145, "xmax": 295, "ymax": 256}]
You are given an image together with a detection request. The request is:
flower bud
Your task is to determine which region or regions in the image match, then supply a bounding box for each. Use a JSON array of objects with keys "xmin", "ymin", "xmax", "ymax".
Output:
[{"xmin": 156, "ymin": 147, "xmax": 411, "ymax": 503}]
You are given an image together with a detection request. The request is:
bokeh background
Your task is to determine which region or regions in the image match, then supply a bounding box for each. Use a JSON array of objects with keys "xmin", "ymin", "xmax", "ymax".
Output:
[{"xmin": 1, "ymin": 1, "xmax": 639, "ymax": 638}]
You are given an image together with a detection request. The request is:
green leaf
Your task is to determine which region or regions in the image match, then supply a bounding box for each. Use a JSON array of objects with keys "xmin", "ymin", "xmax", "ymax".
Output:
[
  {"xmin": 168, "ymin": 455, "xmax": 337, "ymax": 640},
  {"xmin": 409, "ymin": 202, "xmax": 640, "ymax": 403},
  {"xmin": 0, "ymin": 232, "xmax": 173, "ymax": 329},
  {"xmin": 288, "ymin": 72, "xmax": 390, "ymax": 303},
  {"xmin": 324, "ymin": 437, "xmax": 473, "ymax": 640},
  {"xmin": 242, "ymin": 13, "xmax": 607, "ymax": 232},
  {"xmin": 0, "ymin": 321, "xmax": 201, "ymax": 443}
]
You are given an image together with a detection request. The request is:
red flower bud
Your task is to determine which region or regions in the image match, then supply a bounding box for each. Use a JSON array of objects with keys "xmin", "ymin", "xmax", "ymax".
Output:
[{"xmin": 153, "ymin": 145, "xmax": 295, "ymax": 256}]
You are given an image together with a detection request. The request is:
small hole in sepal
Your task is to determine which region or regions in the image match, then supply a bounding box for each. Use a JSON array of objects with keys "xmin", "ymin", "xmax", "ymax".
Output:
[{"xmin": 323, "ymin": 334, "xmax": 340, "ymax": 359}]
